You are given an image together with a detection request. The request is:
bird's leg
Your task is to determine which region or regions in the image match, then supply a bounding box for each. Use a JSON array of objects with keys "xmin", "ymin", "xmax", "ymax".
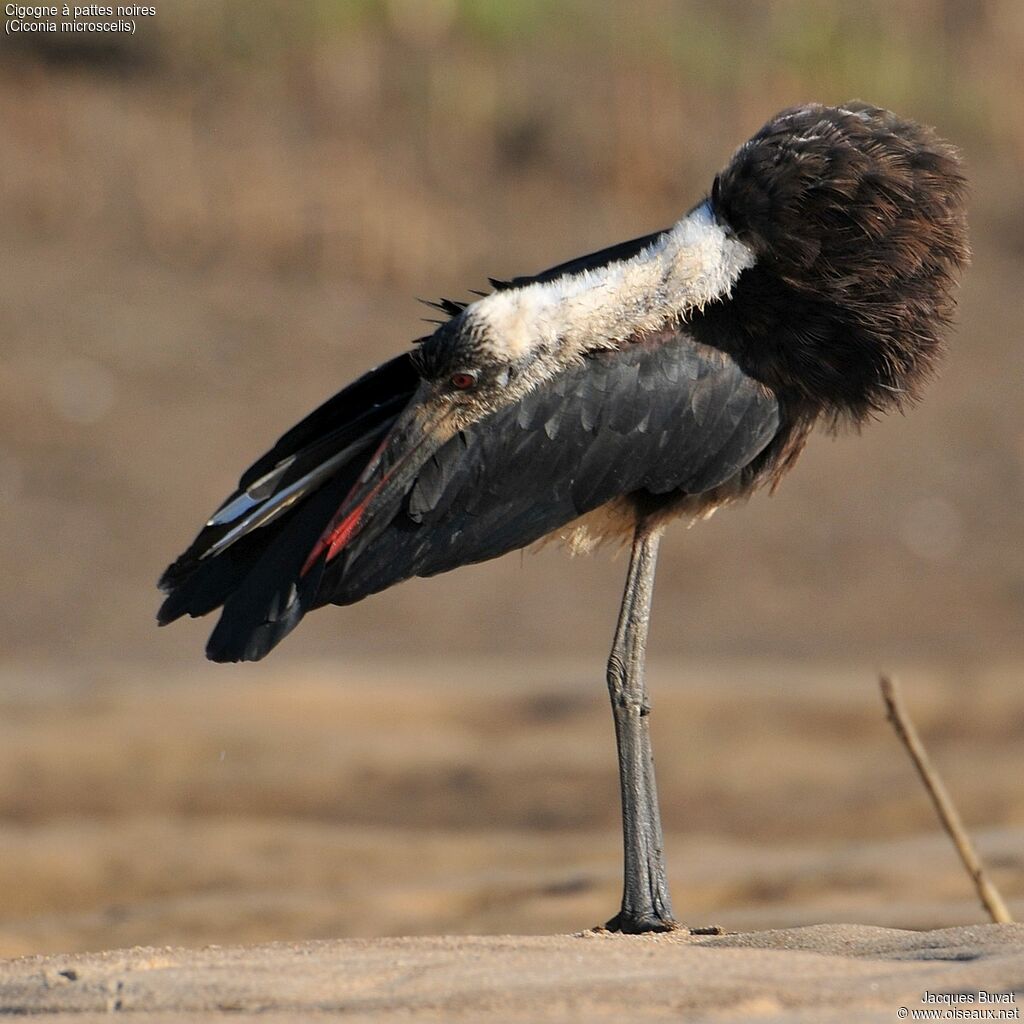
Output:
[{"xmin": 603, "ymin": 521, "xmax": 678, "ymax": 933}]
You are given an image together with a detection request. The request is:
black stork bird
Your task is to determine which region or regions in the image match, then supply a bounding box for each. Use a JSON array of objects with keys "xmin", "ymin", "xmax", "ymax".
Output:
[{"xmin": 160, "ymin": 103, "xmax": 968, "ymax": 933}]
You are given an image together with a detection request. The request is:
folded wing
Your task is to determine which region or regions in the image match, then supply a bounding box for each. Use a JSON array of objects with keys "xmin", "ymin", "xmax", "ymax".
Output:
[{"xmin": 315, "ymin": 329, "xmax": 781, "ymax": 611}]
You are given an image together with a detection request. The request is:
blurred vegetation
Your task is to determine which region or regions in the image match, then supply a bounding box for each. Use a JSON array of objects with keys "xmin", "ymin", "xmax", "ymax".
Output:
[{"xmin": 3, "ymin": 0, "xmax": 1022, "ymax": 288}]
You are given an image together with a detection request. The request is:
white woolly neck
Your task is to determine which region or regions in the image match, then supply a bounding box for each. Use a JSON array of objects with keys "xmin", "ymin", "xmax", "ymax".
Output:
[{"xmin": 468, "ymin": 202, "xmax": 756, "ymax": 363}]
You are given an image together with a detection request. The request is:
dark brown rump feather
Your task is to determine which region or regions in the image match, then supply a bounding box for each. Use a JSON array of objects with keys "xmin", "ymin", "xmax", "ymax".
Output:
[{"xmin": 710, "ymin": 102, "xmax": 969, "ymax": 424}]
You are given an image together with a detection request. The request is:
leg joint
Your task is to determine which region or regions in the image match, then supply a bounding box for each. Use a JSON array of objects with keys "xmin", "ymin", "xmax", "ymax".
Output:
[{"xmin": 613, "ymin": 693, "xmax": 651, "ymax": 715}]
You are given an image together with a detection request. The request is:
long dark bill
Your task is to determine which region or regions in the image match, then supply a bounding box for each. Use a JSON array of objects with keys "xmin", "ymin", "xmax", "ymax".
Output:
[{"xmin": 301, "ymin": 382, "xmax": 459, "ymax": 576}]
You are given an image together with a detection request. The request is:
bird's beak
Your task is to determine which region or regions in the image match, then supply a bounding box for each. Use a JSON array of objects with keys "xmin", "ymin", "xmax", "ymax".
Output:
[{"xmin": 302, "ymin": 382, "xmax": 459, "ymax": 572}]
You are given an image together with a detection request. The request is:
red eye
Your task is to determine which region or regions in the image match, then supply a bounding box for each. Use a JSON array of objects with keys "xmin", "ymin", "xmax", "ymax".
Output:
[{"xmin": 450, "ymin": 371, "xmax": 477, "ymax": 390}]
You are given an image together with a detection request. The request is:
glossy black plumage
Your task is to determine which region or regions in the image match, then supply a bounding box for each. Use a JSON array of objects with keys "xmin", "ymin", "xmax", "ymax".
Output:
[
  {"xmin": 161, "ymin": 327, "xmax": 782, "ymax": 663},
  {"xmin": 160, "ymin": 205, "xmax": 785, "ymax": 663},
  {"xmin": 317, "ymin": 333, "xmax": 780, "ymax": 610}
]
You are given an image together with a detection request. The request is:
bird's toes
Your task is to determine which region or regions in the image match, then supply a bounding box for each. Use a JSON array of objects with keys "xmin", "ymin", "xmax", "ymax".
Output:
[{"xmin": 600, "ymin": 911, "xmax": 684, "ymax": 935}]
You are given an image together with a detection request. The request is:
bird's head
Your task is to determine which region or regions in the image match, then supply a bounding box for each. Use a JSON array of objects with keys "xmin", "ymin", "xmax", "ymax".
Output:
[
  {"xmin": 305, "ymin": 316, "xmax": 534, "ymax": 569},
  {"xmin": 708, "ymin": 101, "xmax": 969, "ymax": 423},
  {"xmin": 409, "ymin": 312, "xmax": 542, "ymax": 428}
]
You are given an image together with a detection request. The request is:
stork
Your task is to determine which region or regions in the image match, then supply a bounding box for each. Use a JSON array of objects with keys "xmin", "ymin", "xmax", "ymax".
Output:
[{"xmin": 159, "ymin": 103, "xmax": 968, "ymax": 933}]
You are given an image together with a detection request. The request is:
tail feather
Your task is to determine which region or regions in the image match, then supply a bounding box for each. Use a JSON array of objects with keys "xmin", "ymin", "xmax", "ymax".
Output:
[
  {"xmin": 203, "ymin": 471, "xmax": 352, "ymax": 662},
  {"xmin": 157, "ymin": 515, "xmax": 294, "ymax": 625}
]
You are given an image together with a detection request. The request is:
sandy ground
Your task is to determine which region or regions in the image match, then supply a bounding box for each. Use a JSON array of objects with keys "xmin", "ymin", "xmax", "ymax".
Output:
[
  {"xmin": 3, "ymin": 925, "xmax": 1023, "ymax": 1022},
  {"xmin": 0, "ymin": 658, "xmax": 1020, "ymax": 959}
]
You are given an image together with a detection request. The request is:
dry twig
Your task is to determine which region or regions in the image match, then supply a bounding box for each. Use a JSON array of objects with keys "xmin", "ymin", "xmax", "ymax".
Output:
[{"xmin": 879, "ymin": 674, "xmax": 1013, "ymax": 924}]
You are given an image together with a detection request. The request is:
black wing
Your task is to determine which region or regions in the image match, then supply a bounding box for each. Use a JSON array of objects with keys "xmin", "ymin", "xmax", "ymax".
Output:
[
  {"xmin": 157, "ymin": 353, "xmax": 418, "ymax": 626},
  {"xmin": 487, "ymin": 228, "xmax": 669, "ymax": 291},
  {"xmin": 315, "ymin": 329, "xmax": 781, "ymax": 610},
  {"xmin": 167, "ymin": 329, "xmax": 779, "ymax": 663},
  {"xmin": 160, "ymin": 215, "xmax": 771, "ymax": 662}
]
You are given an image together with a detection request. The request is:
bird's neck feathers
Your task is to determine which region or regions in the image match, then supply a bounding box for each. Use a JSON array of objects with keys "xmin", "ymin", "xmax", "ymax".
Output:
[{"xmin": 467, "ymin": 202, "xmax": 756, "ymax": 366}]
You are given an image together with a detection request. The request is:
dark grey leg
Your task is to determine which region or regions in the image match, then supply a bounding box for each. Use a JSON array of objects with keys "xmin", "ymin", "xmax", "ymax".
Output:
[{"xmin": 603, "ymin": 522, "xmax": 678, "ymax": 933}]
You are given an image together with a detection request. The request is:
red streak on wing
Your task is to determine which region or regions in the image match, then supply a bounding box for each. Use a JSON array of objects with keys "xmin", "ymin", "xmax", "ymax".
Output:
[
  {"xmin": 301, "ymin": 480, "xmax": 384, "ymax": 576},
  {"xmin": 300, "ymin": 427, "xmax": 398, "ymax": 577}
]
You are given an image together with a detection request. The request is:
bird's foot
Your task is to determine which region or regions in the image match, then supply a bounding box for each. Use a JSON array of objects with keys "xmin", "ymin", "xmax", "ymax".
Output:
[
  {"xmin": 601, "ymin": 910, "xmax": 682, "ymax": 934},
  {"xmin": 595, "ymin": 914, "xmax": 726, "ymax": 936}
]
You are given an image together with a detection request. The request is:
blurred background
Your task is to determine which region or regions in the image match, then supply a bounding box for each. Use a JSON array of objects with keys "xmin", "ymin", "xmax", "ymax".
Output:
[{"xmin": 0, "ymin": 0, "xmax": 1021, "ymax": 955}]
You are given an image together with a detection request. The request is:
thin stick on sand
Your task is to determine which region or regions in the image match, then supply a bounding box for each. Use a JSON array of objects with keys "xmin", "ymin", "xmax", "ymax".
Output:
[{"xmin": 879, "ymin": 674, "xmax": 1014, "ymax": 924}]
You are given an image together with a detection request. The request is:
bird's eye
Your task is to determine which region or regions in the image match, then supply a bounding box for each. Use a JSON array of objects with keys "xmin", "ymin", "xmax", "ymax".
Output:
[{"xmin": 450, "ymin": 371, "xmax": 478, "ymax": 390}]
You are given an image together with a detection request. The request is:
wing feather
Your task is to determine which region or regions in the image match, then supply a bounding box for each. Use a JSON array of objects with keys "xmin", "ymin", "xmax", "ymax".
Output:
[
  {"xmin": 316, "ymin": 329, "xmax": 781, "ymax": 609},
  {"xmin": 158, "ymin": 353, "xmax": 418, "ymax": 625},
  {"xmin": 160, "ymin": 253, "xmax": 780, "ymax": 663}
]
